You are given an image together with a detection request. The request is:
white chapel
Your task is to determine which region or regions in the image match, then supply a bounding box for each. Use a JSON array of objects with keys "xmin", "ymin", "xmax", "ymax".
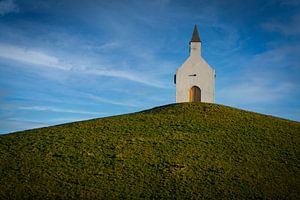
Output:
[{"xmin": 175, "ymin": 25, "xmax": 215, "ymax": 103}]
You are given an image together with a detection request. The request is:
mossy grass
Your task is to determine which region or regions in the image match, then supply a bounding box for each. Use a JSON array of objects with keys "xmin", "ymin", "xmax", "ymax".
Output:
[{"xmin": 0, "ymin": 103, "xmax": 299, "ymax": 199}]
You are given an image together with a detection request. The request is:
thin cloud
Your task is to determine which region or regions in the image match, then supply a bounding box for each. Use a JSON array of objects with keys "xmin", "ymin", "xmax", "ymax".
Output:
[
  {"xmin": 96, "ymin": 41, "xmax": 120, "ymax": 51},
  {"xmin": 217, "ymin": 45, "xmax": 298, "ymax": 106},
  {"xmin": 82, "ymin": 92, "xmax": 141, "ymax": 108},
  {"xmin": 262, "ymin": 14, "xmax": 300, "ymax": 36},
  {"xmin": 0, "ymin": 43, "xmax": 167, "ymax": 88},
  {"xmin": 0, "ymin": 119, "xmax": 47, "ymax": 134},
  {"xmin": 0, "ymin": 43, "xmax": 70, "ymax": 70},
  {"xmin": 47, "ymin": 117, "xmax": 90, "ymax": 123},
  {"xmin": 85, "ymin": 68, "xmax": 167, "ymax": 88},
  {"xmin": 0, "ymin": 0, "xmax": 18, "ymax": 15},
  {"xmin": 18, "ymin": 106, "xmax": 104, "ymax": 115},
  {"xmin": 218, "ymin": 80, "xmax": 294, "ymax": 105}
]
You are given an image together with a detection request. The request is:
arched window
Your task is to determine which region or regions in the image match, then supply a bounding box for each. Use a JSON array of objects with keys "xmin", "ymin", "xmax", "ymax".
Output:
[{"xmin": 189, "ymin": 86, "xmax": 201, "ymax": 102}]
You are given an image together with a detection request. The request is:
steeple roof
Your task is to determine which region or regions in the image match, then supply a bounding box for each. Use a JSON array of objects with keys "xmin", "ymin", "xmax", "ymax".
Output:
[{"xmin": 190, "ymin": 25, "xmax": 201, "ymax": 43}]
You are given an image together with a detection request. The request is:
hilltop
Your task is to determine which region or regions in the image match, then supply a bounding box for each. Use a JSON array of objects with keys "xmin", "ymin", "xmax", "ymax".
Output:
[{"xmin": 0, "ymin": 103, "xmax": 299, "ymax": 199}]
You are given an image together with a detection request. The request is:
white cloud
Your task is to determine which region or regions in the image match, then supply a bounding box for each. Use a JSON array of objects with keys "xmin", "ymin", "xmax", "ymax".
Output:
[
  {"xmin": 85, "ymin": 68, "xmax": 167, "ymax": 88},
  {"xmin": 96, "ymin": 41, "xmax": 120, "ymax": 50},
  {"xmin": 82, "ymin": 92, "xmax": 141, "ymax": 107},
  {"xmin": 0, "ymin": 43, "xmax": 167, "ymax": 88},
  {"xmin": 18, "ymin": 106, "xmax": 104, "ymax": 115},
  {"xmin": 218, "ymin": 80, "xmax": 294, "ymax": 105},
  {"xmin": 217, "ymin": 45, "xmax": 298, "ymax": 106},
  {"xmin": 47, "ymin": 117, "xmax": 89, "ymax": 123},
  {"xmin": 0, "ymin": 119, "xmax": 47, "ymax": 134},
  {"xmin": 0, "ymin": 43, "xmax": 70, "ymax": 70},
  {"xmin": 262, "ymin": 14, "xmax": 300, "ymax": 36},
  {"xmin": 0, "ymin": 0, "xmax": 18, "ymax": 15}
]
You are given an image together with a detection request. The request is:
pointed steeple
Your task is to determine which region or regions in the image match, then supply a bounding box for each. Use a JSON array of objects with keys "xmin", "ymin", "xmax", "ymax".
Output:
[{"xmin": 190, "ymin": 25, "xmax": 201, "ymax": 43}]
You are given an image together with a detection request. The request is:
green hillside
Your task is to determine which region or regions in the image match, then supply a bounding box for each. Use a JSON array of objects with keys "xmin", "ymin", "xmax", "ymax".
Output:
[{"xmin": 1, "ymin": 103, "xmax": 300, "ymax": 199}]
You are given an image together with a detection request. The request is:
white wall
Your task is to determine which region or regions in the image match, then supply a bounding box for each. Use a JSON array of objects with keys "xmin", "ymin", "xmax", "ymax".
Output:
[{"xmin": 176, "ymin": 42, "xmax": 215, "ymax": 103}]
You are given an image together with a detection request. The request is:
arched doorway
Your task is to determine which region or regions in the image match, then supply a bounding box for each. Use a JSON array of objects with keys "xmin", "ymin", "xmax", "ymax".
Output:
[{"xmin": 189, "ymin": 86, "xmax": 201, "ymax": 102}]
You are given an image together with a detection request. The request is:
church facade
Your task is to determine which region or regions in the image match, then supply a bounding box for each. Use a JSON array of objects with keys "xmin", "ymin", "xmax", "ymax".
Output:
[{"xmin": 175, "ymin": 25, "xmax": 215, "ymax": 103}]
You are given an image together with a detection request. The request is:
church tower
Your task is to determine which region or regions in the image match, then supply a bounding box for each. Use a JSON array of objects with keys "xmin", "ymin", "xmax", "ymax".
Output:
[{"xmin": 175, "ymin": 25, "xmax": 215, "ymax": 103}]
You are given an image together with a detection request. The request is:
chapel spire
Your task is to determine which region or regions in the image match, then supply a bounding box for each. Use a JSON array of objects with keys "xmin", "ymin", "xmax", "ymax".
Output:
[{"xmin": 190, "ymin": 24, "xmax": 201, "ymax": 43}]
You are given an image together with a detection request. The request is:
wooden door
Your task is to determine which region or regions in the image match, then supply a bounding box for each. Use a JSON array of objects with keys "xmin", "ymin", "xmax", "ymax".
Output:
[{"xmin": 189, "ymin": 86, "xmax": 201, "ymax": 102}]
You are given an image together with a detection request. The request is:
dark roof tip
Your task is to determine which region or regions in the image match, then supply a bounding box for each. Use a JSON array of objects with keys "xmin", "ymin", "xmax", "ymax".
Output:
[{"xmin": 190, "ymin": 24, "xmax": 201, "ymax": 43}]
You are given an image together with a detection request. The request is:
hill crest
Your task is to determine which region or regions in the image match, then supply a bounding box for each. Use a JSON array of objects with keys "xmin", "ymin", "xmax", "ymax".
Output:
[{"xmin": 0, "ymin": 103, "xmax": 299, "ymax": 199}]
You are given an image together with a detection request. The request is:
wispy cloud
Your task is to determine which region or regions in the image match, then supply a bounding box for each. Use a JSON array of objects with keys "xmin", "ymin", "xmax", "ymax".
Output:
[
  {"xmin": 0, "ymin": 0, "xmax": 18, "ymax": 16},
  {"xmin": 0, "ymin": 43, "xmax": 70, "ymax": 70},
  {"xmin": 18, "ymin": 106, "xmax": 104, "ymax": 115},
  {"xmin": 85, "ymin": 68, "xmax": 167, "ymax": 88},
  {"xmin": 0, "ymin": 118, "xmax": 47, "ymax": 134},
  {"xmin": 47, "ymin": 117, "xmax": 89, "ymax": 123},
  {"xmin": 262, "ymin": 14, "xmax": 300, "ymax": 36},
  {"xmin": 249, "ymin": 45, "xmax": 300, "ymax": 72},
  {"xmin": 81, "ymin": 92, "xmax": 141, "ymax": 108},
  {"xmin": 217, "ymin": 44, "xmax": 299, "ymax": 106},
  {"xmin": 218, "ymin": 79, "xmax": 294, "ymax": 105},
  {"xmin": 96, "ymin": 41, "xmax": 120, "ymax": 51},
  {"xmin": 0, "ymin": 43, "xmax": 167, "ymax": 88}
]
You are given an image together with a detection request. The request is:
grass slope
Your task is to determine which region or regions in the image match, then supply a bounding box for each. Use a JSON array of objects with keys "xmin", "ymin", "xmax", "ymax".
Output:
[{"xmin": 0, "ymin": 103, "xmax": 300, "ymax": 199}]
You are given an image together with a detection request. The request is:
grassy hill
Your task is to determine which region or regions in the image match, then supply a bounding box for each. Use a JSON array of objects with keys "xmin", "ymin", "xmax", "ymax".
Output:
[{"xmin": 0, "ymin": 103, "xmax": 300, "ymax": 199}]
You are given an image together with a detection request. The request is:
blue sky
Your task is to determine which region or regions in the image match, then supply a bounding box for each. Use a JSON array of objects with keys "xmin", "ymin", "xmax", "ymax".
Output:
[{"xmin": 0, "ymin": 0, "xmax": 299, "ymax": 134}]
